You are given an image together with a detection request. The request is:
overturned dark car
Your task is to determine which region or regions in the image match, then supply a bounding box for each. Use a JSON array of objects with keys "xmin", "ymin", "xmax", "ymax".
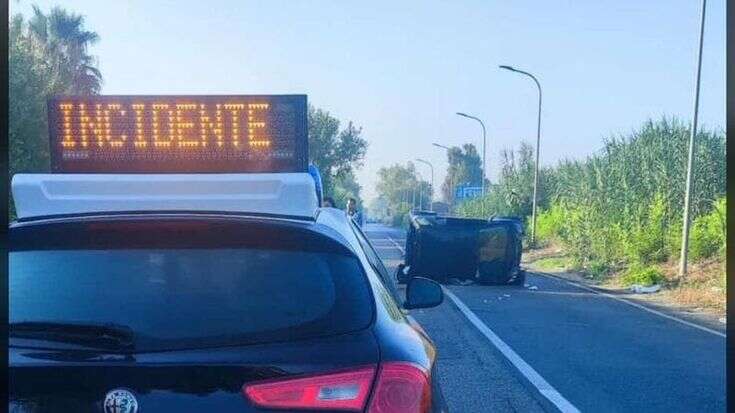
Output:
[{"xmin": 396, "ymin": 211, "xmax": 525, "ymax": 286}]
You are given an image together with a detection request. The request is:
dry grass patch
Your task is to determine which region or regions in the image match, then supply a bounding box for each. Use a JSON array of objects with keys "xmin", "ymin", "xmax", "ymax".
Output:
[
  {"xmin": 662, "ymin": 287, "xmax": 725, "ymax": 315},
  {"xmin": 524, "ymin": 244, "xmax": 725, "ymax": 317},
  {"xmin": 657, "ymin": 257, "xmax": 726, "ymax": 315}
]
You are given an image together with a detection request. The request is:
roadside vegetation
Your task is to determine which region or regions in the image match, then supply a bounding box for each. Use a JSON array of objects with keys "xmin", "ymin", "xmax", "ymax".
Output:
[
  {"xmin": 456, "ymin": 118, "xmax": 726, "ymax": 314},
  {"xmin": 374, "ymin": 162, "xmax": 434, "ymax": 227},
  {"xmin": 373, "ymin": 144, "xmax": 481, "ymax": 226},
  {"xmin": 9, "ymin": 6, "xmax": 103, "ymax": 191},
  {"xmin": 307, "ymin": 105, "xmax": 368, "ymax": 209}
]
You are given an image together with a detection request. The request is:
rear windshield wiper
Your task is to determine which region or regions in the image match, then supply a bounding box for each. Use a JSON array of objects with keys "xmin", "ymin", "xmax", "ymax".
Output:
[{"xmin": 10, "ymin": 321, "xmax": 135, "ymax": 350}]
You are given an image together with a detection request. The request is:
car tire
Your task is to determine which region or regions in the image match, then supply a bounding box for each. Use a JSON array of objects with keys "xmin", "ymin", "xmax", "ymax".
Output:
[{"xmin": 396, "ymin": 264, "xmax": 409, "ymax": 284}]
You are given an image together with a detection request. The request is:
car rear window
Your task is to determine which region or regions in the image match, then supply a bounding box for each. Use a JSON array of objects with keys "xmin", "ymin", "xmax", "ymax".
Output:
[{"xmin": 10, "ymin": 218, "xmax": 374, "ymax": 351}]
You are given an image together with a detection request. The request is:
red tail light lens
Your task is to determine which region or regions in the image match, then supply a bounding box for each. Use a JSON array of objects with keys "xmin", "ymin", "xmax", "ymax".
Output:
[
  {"xmin": 243, "ymin": 366, "xmax": 376, "ymax": 411},
  {"xmin": 368, "ymin": 362, "xmax": 431, "ymax": 413}
]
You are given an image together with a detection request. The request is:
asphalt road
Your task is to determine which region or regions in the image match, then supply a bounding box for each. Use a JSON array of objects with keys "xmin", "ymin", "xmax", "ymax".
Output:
[{"xmin": 362, "ymin": 223, "xmax": 726, "ymax": 413}]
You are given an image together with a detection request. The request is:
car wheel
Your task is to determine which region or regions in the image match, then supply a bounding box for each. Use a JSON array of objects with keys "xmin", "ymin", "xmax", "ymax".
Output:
[{"xmin": 396, "ymin": 264, "xmax": 409, "ymax": 284}]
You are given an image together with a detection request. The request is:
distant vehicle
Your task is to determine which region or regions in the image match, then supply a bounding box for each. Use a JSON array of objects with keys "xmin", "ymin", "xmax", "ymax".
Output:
[{"xmin": 9, "ymin": 94, "xmax": 448, "ymax": 413}]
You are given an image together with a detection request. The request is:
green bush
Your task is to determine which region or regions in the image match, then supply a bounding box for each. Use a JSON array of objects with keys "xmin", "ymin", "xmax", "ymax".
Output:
[
  {"xmin": 621, "ymin": 265, "xmax": 664, "ymax": 287},
  {"xmin": 452, "ymin": 118, "xmax": 725, "ymax": 280},
  {"xmin": 587, "ymin": 261, "xmax": 611, "ymax": 279},
  {"xmin": 623, "ymin": 193, "xmax": 668, "ymax": 264},
  {"xmin": 689, "ymin": 197, "xmax": 726, "ymax": 260},
  {"xmin": 665, "ymin": 218, "xmax": 683, "ymax": 260},
  {"xmin": 536, "ymin": 204, "xmax": 565, "ymax": 243},
  {"xmin": 538, "ymin": 201, "xmax": 625, "ymax": 268}
]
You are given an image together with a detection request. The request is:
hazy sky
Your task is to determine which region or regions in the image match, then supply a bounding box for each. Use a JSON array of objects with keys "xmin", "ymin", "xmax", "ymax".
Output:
[{"xmin": 12, "ymin": 0, "xmax": 725, "ymax": 202}]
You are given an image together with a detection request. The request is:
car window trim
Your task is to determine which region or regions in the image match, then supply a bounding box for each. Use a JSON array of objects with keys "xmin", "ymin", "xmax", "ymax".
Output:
[{"xmin": 348, "ymin": 221, "xmax": 401, "ymax": 302}]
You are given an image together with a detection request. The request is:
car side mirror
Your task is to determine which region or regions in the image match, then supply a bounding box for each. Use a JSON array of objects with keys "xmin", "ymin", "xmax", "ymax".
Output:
[{"xmin": 404, "ymin": 277, "xmax": 443, "ymax": 309}]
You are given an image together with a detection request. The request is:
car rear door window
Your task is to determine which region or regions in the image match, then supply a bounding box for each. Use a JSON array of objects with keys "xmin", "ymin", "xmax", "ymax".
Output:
[{"xmin": 10, "ymin": 219, "xmax": 374, "ymax": 351}]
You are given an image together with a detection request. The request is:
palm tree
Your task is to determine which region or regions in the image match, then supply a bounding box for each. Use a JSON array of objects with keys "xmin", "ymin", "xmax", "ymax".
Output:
[{"xmin": 27, "ymin": 5, "xmax": 102, "ymax": 95}]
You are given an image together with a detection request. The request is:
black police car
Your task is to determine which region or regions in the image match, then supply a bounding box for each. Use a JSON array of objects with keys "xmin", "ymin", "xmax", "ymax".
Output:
[
  {"xmin": 10, "ymin": 210, "xmax": 447, "ymax": 412},
  {"xmin": 10, "ymin": 93, "xmax": 447, "ymax": 413}
]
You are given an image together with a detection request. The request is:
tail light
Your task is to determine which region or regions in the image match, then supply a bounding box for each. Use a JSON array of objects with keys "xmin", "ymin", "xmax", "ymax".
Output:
[
  {"xmin": 242, "ymin": 366, "xmax": 376, "ymax": 411},
  {"xmin": 242, "ymin": 362, "xmax": 431, "ymax": 412},
  {"xmin": 368, "ymin": 362, "xmax": 431, "ymax": 413}
]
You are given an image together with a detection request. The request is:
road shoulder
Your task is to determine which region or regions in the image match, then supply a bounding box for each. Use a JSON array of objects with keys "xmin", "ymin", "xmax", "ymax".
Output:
[
  {"xmin": 525, "ymin": 266, "xmax": 726, "ymax": 335},
  {"xmin": 409, "ymin": 296, "xmax": 548, "ymax": 413}
]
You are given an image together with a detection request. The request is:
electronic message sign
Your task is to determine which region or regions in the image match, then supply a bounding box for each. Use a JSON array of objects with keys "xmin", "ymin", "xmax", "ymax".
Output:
[{"xmin": 48, "ymin": 95, "xmax": 307, "ymax": 173}]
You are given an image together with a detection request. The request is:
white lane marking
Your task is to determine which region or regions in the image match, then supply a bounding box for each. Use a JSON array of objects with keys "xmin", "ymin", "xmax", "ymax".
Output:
[
  {"xmin": 385, "ymin": 236, "xmax": 405, "ymax": 255},
  {"xmin": 374, "ymin": 246, "xmax": 403, "ymax": 251},
  {"xmin": 444, "ymin": 288, "xmax": 581, "ymax": 413},
  {"xmin": 536, "ymin": 272, "xmax": 726, "ymax": 338}
]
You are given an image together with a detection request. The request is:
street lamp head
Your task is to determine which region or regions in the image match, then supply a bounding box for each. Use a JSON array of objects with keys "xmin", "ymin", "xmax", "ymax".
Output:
[
  {"xmin": 499, "ymin": 65, "xmax": 515, "ymax": 71},
  {"xmin": 456, "ymin": 112, "xmax": 469, "ymax": 118}
]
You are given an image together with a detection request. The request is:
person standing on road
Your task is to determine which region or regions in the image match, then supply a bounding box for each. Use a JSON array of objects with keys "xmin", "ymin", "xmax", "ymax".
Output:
[{"xmin": 346, "ymin": 197, "xmax": 363, "ymax": 227}]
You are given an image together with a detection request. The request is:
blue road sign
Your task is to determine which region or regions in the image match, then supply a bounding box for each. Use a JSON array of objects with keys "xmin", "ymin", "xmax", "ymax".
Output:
[{"xmin": 455, "ymin": 186, "xmax": 483, "ymax": 200}]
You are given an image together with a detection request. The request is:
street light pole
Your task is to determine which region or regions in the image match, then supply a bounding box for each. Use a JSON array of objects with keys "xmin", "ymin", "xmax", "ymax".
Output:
[
  {"xmin": 416, "ymin": 171, "xmax": 424, "ymax": 211},
  {"xmin": 455, "ymin": 113, "xmax": 487, "ymax": 196},
  {"xmin": 499, "ymin": 64, "xmax": 542, "ymax": 245},
  {"xmin": 679, "ymin": 0, "xmax": 707, "ymax": 277},
  {"xmin": 419, "ymin": 183, "xmax": 423, "ymax": 211},
  {"xmin": 433, "ymin": 143, "xmax": 455, "ymax": 211},
  {"xmin": 416, "ymin": 158, "xmax": 434, "ymax": 211}
]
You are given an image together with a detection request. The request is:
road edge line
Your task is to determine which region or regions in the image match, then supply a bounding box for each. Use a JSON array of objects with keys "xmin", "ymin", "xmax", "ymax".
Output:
[
  {"xmin": 386, "ymin": 236, "xmax": 405, "ymax": 255},
  {"xmin": 535, "ymin": 271, "xmax": 726, "ymax": 338},
  {"xmin": 443, "ymin": 288, "xmax": 580, "ymax": 413}
]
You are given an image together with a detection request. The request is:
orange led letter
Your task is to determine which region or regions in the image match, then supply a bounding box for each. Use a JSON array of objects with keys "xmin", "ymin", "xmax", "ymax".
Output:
[
  {"xmin": 176, "ymin": 103, "xmax": 199, "ymax": 148},
  {"xmin": 78, "ymin": 103, "xmax": 105, "ymax": 148},
  {"xmin": 151, "ymin": 103, "xmax": 175, "ymax": 148},
  {"xmin": 59, "ymin": 103, "xmax": 75, "ymax": 148},
  {"xmin": 132, "ymin": 104, "xmax": 147, "ymax": 148},
  {"xmin": 247, "ymin": 103, "xmax": 271, "ymax": 148},
  {"xmin": 105, "ymin": 104, "xmax": 127, "ymax": 147},
  {"xmin": 199, "ymin": 104, "xmax": 224, "ymax": 147},
  {"xmin": 224, "ymin": 103, "xmax": 246, "ymax": 148}
]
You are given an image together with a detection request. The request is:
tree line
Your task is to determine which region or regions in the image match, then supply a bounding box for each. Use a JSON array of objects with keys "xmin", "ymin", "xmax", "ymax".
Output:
[
  {"xmin": 9, "ymin": 4, "xmax": 367, "ymax": 216},
  {"xmin": 372, "ymin": 143, "xmax": 484, "ymax": 226},
  {"xmin": 372, "ymin": 162, "xmax": 433, "ymax": 226}
]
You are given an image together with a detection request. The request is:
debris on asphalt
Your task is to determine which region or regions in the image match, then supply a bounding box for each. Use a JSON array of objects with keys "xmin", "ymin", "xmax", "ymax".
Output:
[
  {"xmin": 503, "ymin": 294, "xmax": 510, "ymax": 298},
  {"xmin": 523, "ymin": 283, "xmax": 530, "ymax": 288},
  {"xmin": 629, "ymin": 284, "xmax": 661, "ymax": 294},
  {"xmin": 527, "ymin": 285, "xmax": 538, "ymax": 290}
]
